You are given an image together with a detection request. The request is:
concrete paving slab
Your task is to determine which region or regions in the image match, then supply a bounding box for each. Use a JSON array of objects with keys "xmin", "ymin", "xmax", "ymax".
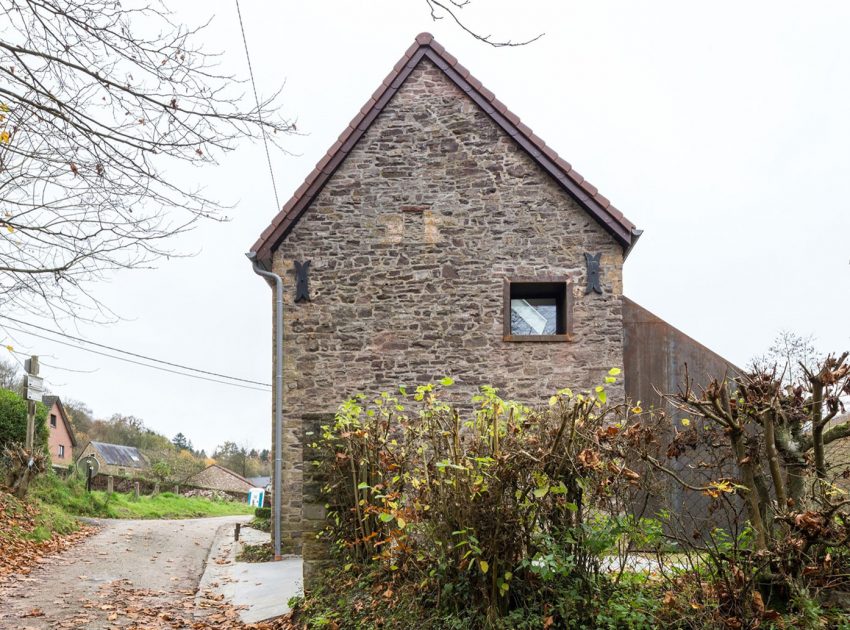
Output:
[{"xmin": 198, "ymin": 522, "xmax": 302, "ymax": 623}]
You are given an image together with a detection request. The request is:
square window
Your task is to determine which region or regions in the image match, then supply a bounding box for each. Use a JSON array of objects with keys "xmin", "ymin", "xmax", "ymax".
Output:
[
  {"xmin": 50, "ymin": 414, "xmax": 57, "ymax": 428},
  {"xmin": 503, "ymin": 279, "xmax": 572, "ymax": 342}
]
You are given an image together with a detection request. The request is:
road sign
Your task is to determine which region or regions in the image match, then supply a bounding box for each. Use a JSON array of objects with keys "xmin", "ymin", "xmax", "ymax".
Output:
[{"xmin": 24, "ymin": 374, "xmax": 43, "ymax": 402}]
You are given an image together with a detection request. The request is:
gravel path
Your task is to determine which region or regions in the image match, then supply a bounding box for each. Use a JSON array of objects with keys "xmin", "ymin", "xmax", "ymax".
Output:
[{"xmin": 0, "ymin": 514, "xmax": 250, "ymax": 629}]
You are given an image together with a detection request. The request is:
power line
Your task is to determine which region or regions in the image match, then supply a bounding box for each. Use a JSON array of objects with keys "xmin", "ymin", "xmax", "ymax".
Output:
[
  {"xmin": 0, "ymin": 324, "xmax": 270, "ymax": 393},
  {"xmin": 0, "ymin": 315, "xmax": 270, "ymax": 387},
  {"xmin": 234, "ymin": 0, "xmax": 281, "ymax": 212},
  {"xmin": 4, "ymin": 346, "xmax": 97, "ymax": 374}
]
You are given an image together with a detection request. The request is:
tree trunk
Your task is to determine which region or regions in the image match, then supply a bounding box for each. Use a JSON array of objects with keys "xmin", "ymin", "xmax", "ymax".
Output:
[{"xmin": 731, "ymin": 430, "xmax": 768, "ymax": 549}]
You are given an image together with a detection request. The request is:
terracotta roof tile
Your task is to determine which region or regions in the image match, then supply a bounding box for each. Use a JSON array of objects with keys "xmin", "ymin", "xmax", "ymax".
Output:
[
  {"xmin": 250, "ymin": 33, "xmax": 640, "ymax": 265},
  {"xmin": 453, "ymin": 62, "xmax": 471, "ymax": 79},
  {"xmin": 504, "ymin": 109, "xmax": 521, "ymax": 126},
  {"xmin": 594, "ymin": 193, "xmax": 611, "ymax": 209},
  {"xmin": 554, "ymin": 156, "xmax": 572, "ymax": 173},
  {"xmin": 491, "ymin": 98, "xmax": 508, "ymax": 115},
  {"xmin": 580, "ymin": 180, "xmax": 598, "ymax": 196}
]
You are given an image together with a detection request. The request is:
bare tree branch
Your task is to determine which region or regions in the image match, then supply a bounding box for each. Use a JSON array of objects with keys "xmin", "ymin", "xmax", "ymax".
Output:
[{"xmin": 0, "ymin": 0, "xmax": 293, "ymax": 320}]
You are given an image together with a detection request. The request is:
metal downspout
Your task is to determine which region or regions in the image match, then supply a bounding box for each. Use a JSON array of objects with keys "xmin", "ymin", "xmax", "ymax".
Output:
[{"xmin": 246, "ymin": 251, "xmax": 283, "ymax": 561}]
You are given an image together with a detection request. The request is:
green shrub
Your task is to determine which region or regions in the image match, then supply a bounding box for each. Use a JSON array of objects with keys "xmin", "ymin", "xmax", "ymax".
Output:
[
  {"xmin": 255, "ymin": 506, "xmax": 271, "ymax": 519},
  {"xmin": 308, "ymin": 373, "xmax": 658, "ymax": 627},
  {"xmin": 0, "ymin": 388, "xmax": 48, "ymax": 451}
]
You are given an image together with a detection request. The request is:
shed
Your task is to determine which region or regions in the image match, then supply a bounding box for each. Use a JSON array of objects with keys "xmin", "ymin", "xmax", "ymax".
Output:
[
  {"xmin": 184, "ymin": 464, "xmax": 254, "ymax": 494},
  {"xmin": 77, "ymin": 440, "xmax": 149, "ymax": 477}
]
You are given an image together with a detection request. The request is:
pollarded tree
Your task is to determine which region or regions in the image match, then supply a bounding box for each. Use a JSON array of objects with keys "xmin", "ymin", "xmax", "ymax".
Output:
[
  {"xmin": 0, "ymin": 0, "xmax": 293, "ymax": 318},
  {"xmin": 655, "ymin": 353, "xmax": 850, "ymax": 592}
]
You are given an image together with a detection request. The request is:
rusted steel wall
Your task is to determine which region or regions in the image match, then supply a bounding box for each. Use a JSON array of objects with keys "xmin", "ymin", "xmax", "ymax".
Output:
[
  {"xmin": 623, "ymin": 297, "xmax": 743, "ymax": 532},
  {"xmin": 623, "ymin": 297, "xmax": 739, "ymax": 412}
]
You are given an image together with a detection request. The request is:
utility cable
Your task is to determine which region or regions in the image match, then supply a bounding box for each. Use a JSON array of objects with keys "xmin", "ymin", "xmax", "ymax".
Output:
[
  {"xmin": 235, "ymin": 0, "xmax": 281, "ymax": 212},
  {"xmin": 0, "ymin": 315, "xmax": 270, "ymax": 387},
  {"xmin": 0, "ymin": 324, "xmax": 270, "ymax": 392}
]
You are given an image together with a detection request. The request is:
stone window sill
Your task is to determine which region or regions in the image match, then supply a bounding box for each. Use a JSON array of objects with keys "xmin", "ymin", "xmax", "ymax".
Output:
[{"xmin": 503, "ymin": 334, "xmax": 573, "ymax": 343}]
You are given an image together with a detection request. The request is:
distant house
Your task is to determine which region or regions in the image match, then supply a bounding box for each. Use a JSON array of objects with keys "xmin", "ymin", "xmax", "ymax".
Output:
[
  {"xmin": 184, "ymin": 464, "xmax": 254, "ymax": 494},
  {"xmin": 42, "ymin": 396, "xmax": 76, "ymax": 469},
  {"xmin": 77, "ymin": 440, "xmax": 148, "ymax": 476},
  {"xmin": 248, "ymin": 476, "xmax": 271, "ymax": 490}
]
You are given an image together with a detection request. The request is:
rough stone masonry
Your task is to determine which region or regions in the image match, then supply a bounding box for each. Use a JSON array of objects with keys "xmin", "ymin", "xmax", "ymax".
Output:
[{"xmin": 266, "ymin": 59, "xmax": 627, "ymax": 552}]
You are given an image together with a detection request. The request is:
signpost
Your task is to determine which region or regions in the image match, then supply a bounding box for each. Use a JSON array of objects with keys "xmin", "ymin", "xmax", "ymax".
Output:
[{"xmin": 23, "ymin": 356, "xmax": 41, "ymax": 450}]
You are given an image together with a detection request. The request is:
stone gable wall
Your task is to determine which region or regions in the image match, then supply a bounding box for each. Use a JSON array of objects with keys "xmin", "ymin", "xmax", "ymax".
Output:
[{"xmin": 269, "ymin": 59, "xmax": 626, "ymax": 551}]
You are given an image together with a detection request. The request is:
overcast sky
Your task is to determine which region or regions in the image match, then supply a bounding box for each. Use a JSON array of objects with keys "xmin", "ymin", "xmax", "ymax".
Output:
[{"xmin": 3, "ymin": 1, "xmax": 849, "ymax": 455}]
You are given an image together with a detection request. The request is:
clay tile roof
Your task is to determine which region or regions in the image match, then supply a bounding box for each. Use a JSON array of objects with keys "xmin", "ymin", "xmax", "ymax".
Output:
[{"xmin": 250, "ymin": 33, "xmax": 641, "ymax": 267}]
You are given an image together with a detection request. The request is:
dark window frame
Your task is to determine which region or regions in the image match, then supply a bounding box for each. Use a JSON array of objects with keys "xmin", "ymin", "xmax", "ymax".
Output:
[
  {"xmin": 503, "ymin": 277, "xmax": 574, "ymax": 342},
  {"xmin": 50, "ymin": 413, "xmax": 57, "ymax": 428},
  {"xmin": 58, "ymin": 444, "xmax": 65, "ymax": 458}
]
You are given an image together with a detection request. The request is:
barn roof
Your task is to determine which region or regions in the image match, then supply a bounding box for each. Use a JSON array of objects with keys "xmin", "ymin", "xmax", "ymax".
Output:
[
  {"xmin": 186, "ymin": 464, "xmax": 253, "ymax": 488},
  {"xmin": 250, "ymin": 32, "xmax": 641, "ymax": 268},
  {"xmin": 88, "ymin": 441, "xmax": 147, "ymax": 468}
]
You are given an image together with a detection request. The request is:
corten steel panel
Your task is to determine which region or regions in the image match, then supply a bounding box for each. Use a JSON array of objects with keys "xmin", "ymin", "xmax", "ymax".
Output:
[
  {"xmin": 622, "ymin": 297, "xmax": 743, "ymax": 532},
  {"xmin": 623, "ymin": 297, "xmax": 740, "ymax": 411}
]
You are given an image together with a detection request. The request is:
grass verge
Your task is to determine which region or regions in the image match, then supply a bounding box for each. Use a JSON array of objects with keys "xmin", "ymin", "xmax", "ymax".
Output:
[
  {"xmin": 31, "ymin": 473, "xmax": 253, "ymax": 519},
  {"xmin": 0, "ymin": 488, "xmax": 92, "ymax": 581}
]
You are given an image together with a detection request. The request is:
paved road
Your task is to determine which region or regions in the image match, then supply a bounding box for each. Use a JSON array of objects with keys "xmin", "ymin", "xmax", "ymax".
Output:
[{"xmin": 0, "ymin": 515, "xmax": 250, "ymax": 629}]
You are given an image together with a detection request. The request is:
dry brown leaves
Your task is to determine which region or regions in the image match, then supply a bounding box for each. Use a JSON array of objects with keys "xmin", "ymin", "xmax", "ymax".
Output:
[
  {"xmin": 0, "ymin": 490, "xmax": 96, "ymax": 585},
  {"xmin": 18, "ymin": 578, "xmax": 302, "ymax": 630}
]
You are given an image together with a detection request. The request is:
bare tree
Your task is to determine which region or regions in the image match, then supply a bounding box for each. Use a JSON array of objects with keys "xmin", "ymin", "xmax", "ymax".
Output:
[
  {"xmin": 0, "ymin": 356, "xmax": 21, "ymax": 391},
  {"xmin": 751, "ymin": 330, "xmax": 819, "ymax": 387},
  {"xmin": 0, "ymin": 0, "xmax": 292, "ymax": 319},
  {"xmin": 425, "ymin": 0, "xmax": 544, "ymax": 47}
]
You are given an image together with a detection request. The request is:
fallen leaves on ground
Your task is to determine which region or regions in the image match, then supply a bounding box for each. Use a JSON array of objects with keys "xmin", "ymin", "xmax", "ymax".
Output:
[
  {"xmin": 35, "ymin": 579, "xmax": 301, "ymax": 629},
  {"xmin": 0, "ymin": 490, "xmax": 96, "ymax": 584}
]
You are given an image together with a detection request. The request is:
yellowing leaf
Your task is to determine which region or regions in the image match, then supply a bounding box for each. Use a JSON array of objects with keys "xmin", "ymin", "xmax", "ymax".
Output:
[
  {"xmin": 396, "ymin": 516, "xmax": 407, "ymax": 529},
  {"xmin": 479, "ymin": 560, "xmax": 489, "ymax": 574},
  {"xmin": 608, "ymin": 367, "xmax": 622, "ymax": 376},
  {"xmin": 549, "ymin": 395, "xmax": 559, "ymax": 406},
  {"xmin": 680, "ymin": 418, "xmax": 690, "ymax": 426},
  {"xmin": 440, "ymin": 376, "xmax": 455, "ymax": 386},
  {"xmin": 4, "ymin": 345, "xmax": 12, "ymax": 352},
  {"xmin": 0, "ymin": 130, "xmax": 9, "ymax": 144}
]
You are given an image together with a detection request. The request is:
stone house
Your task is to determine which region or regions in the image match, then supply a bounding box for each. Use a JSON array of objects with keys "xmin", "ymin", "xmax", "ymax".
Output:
[
  {"xmin": 249, "ymin": 33, "xmax": 737, "ymax": 551},
  {"xmin": 184, "ymin": 464, "xmax": 254, "ymax": 495},
  {"xmin": 77, "ymin": 441, "xmax": 148, "ymax": 477},
  {"xmin": 42, "ymin": 396, "xmax": 76, "ymax": 469}
]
